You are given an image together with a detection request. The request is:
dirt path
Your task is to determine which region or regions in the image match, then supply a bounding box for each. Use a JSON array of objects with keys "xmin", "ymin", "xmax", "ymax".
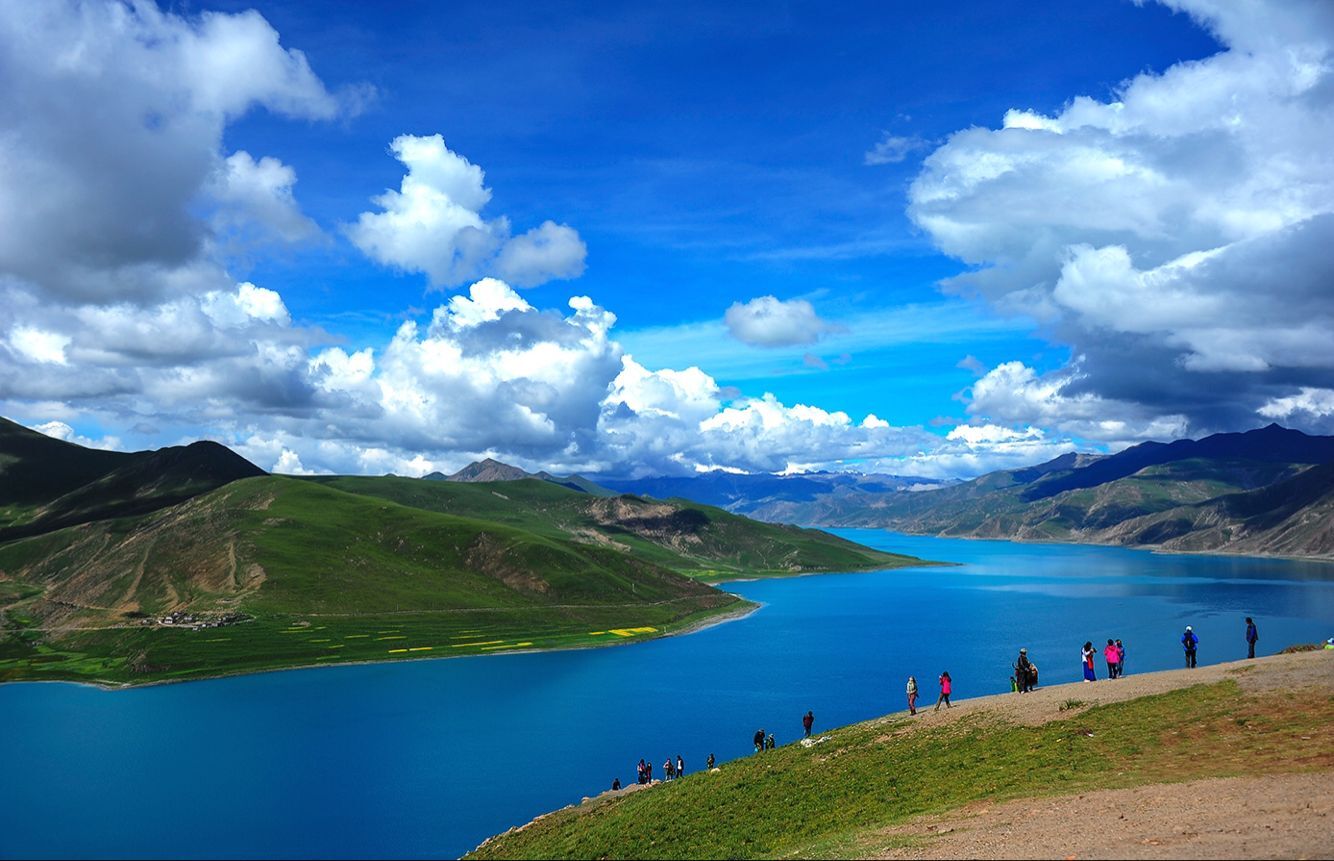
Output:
[
  {"xmin": 873, "ymin": 771, "xmax": 1333, "ymax": 860},
  {"xmin": 870, "ymin": 648, "xmax": 1333, "ymax": 730}
]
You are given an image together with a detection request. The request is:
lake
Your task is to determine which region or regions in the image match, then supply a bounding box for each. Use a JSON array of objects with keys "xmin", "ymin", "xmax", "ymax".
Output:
[{"xmin": 3, "ymin": 531, "xmax": 1332, "ymax": 859}]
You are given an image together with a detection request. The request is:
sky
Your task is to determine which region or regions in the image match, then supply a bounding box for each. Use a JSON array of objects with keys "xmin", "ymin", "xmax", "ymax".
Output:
[{"xmin": 1, "ymin": 0, "xmax": 1332, "ymax": 479}]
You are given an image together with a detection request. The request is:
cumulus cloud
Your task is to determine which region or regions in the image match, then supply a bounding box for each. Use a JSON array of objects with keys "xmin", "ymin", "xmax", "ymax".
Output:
[
  {"xmin": 0, "ymin": 0, "xmax": 349, "ymax": 306},
  {"xmin": 209, "ymin": 151, "xmax": 320, "ymax": 244},
  {"xmin": 347, "ymin": 134, "xmax": 587, "ymax": 289},
  {"xmin": 724, "ymin": 296, "xmax": 842, "ymax": 347},
  {"xmin": 909, "ymin": 0, "xmax": 1334, "ymax": 436}
]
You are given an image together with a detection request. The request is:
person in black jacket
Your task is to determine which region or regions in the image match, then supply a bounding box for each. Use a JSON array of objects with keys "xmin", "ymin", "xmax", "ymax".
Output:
[
  {"xmin": 1182, "ymin": 625, "xmax": 1199, "ymax": 668},
  {"xmin": 1015, "ymin": 648, "xmax": 1035, "ymax": 693},
  {"xmin": 1245, "ymin": 617, "xmax": 1259, "ymax": 659}
]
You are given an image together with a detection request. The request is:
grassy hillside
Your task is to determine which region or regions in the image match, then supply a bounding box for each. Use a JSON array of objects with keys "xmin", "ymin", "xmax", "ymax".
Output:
[
  {"xmin": 0, "ymin": 472, "xmax": 929, "ymax": 686},
  {"xmin": 469, "ymin": 654, "xmax": 1334, "ymax": 860}
]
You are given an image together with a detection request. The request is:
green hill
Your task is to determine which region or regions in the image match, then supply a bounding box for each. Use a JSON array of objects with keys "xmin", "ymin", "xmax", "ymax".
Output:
[{"xmin": 0, "ymin": 422, "xmax": 928, "ymax": 686}]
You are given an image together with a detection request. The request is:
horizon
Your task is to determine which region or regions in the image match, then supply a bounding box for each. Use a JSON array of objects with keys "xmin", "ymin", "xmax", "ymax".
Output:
[{"xmin": 2, "ymin": 0, "xmax": 1332, "ymax": 481}]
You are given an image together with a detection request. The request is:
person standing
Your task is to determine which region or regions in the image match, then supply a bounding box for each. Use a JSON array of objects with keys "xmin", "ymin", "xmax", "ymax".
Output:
[
  {"xmin": 1015, "ymin": 648, "xmax": 1034, "ymax": 693},
  {"xmin": 646, "ymin": 760, "xmax": 654, "ymax": 782},
  {"xmin": 1115, "ymin": 639, "xmax": 1126, "ymax": 677},
  {"xmin": 935, "ymin": 671, "xmax": 952, "ymax": 710},
  {"xmin": 664, "ymin": 757, "xmax": 674, "ymax": 781},
  {"xmin": 906, "ymin": 676, "xmax": 919, "ymax": 714},
  {"xmin": 706, "ymin": 753, "xmax": 715, "ymax": 770},
  {"xmin": 1245, "ymin": 617, "xmax": 1259, "ymax": 659},
  {"xmin": 754, "ymin": 729, "xmax": 765, "ymax": 754},
  {"xmin": 1103, "ymin": 639, "xmax": 1120, "ymax": 679},
  {"xmin": 676, "ymin": 754, "xmax": 684, "ymax": 778},
  {"xmin": 637, "ymin": 758, "xmax": 647, "ymax": 785},
  {"xmin": 1082, "ymin": 641, "xmax": 1097, "ymax": 682},
  {"xmin": 802, "ymin": 710, "xmax": 814, "ymax": 738},
  {"xmin": 1182, "ymin": 625, "xmax": 1199, "ymax": 668},
  {"xmin": 766, "ymin": 733, "xmax": 776, "ymax": 750},
  {"xmin": 612, "ymin": 777, "xmax": 621, "ymax": 791}
]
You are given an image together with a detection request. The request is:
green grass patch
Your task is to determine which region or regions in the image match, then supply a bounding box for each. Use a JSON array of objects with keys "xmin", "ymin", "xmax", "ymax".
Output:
[{"xmin": 468, "ymin": 681, "xmax": 1334, "ymax": 860}]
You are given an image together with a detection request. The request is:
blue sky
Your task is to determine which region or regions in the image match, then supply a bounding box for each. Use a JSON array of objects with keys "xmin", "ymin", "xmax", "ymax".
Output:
[{"xmin": 1, "ymin": 0, "xmax": 1331, "ymax": 477}]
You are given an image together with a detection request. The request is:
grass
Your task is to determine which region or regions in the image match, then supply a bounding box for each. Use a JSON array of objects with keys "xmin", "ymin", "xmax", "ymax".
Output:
[{"xmin": 468, "ymin": 680, "xmax": 1334, "ymax": 860}]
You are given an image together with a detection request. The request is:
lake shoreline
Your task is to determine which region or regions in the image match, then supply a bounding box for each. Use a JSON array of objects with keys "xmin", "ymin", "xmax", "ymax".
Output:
[{"xmin": 0, "ymin": 596, "xmax": 765, "ymax": 692}]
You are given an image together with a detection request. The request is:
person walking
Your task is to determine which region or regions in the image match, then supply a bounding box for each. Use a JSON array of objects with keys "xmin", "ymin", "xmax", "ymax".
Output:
[
  {"xmin": 1182, "ymin": 625, "xmax": 1199, "ymax": 668},
  {"xmin": 753, "ymin": 729, "xmax": 765, "ymax": 753},
  {"xmin": 676, "ymin": 754, "xmax": 684, "ymax": 778},
  {"xmin": 934, "ymin": 671, "xmax": 952, "ymax": 710},
  {"xmin": 802, "ymin": 710, "xmax": 814, "ymax": 738},
  {"xmin": 1115, "ymin": 639, "xmax": 1126, "ymax": 677},
  {"xmin": 1104, "ymin": 639, "xmax": 1120, "ymax": 679},
  {"xmin": 706, "ymin": 753, "xmax": 715, "ymax": 770},
  {"xmin": 1082, "ymin": 641, "xmax": 1097, "ymax": 682},
  {"xmin": 1246, "ymin": 617, "xmax": 1259, "ymax": 659},
  {"xmin": 906, "ymin": 676, "xmax": 919, "ymax": 714},
  {"xmin": 1015, "ymin": 648, "xmax": 1034, "ymax": 693}
]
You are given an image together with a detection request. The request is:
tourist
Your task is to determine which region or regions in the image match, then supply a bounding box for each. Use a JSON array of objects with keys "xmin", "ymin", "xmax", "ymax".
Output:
[
  {"xmin": 934, "ymin": 671, "xmax": 952, "ymax": 710},
  {"xmin": 1246, "ymin": 617, "xmax": 1259, "ymax": 659},
  {"xmin": 766, "ymin": 732, "xmax": 776, "ymax": 750},
  {"xmin": 754, "ymin": 728, "xmax": 765, "ymax": 753},
  {"xmin": 646, "ymin": 760, "xmax": 654, "ymax": 782},
  {"xmin": 676, "ymin": 754, "xmax": 684, "ymax": 778},
  {"xmin": 802, "ymin": 710, "xmax": 814, "ymax": 738},
  {"xmin": 664, "ymin": 757, "xmax": 674, "ymax": 781},
  {"xmin": 906, "ymin": 676, "xmax": 919, "ymax": 714},
  {"xmin": 1182, "ymin": 625, "xmax": 1199, "ymax": 668},
  {"xmin": 1082, "ymin": 641, "xmax": 1097, "ymax": 682},
  {"xmin": 611, "ymin": 777, "xmax": 621, "ymax": 791},
  {"xmin": 1015, "ymin": 648, "xmax": 1034, "ymax": 693},
  {"xmin": 1115, "ymin": 639, "xmax": 1126, "ymax": 676},
  {"xmin": 637, "ymin": 758, "xmax": 647, "ymax": 785},
  {"xmin": 706, "ymin": 753, "xmax": 715, "ymax": 770},
  {"xmin": 1104, "ymin": 639, "xmax": 1120, "ymax": 679}
]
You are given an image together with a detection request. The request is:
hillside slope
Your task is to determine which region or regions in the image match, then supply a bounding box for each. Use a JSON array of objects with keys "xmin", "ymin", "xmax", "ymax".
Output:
[{"xmin": 469, "ymin": 650, "xmax": 1334, "ymax": 860}]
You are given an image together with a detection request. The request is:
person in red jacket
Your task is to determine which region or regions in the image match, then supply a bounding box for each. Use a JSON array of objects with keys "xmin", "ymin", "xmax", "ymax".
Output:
[
  {"xmin": 934, "ymin": 671, "xmax": 952, "ymax": 711},
  {"xmin": 802, "ymin": 710, "xmax": 814, "ymax": 738}
]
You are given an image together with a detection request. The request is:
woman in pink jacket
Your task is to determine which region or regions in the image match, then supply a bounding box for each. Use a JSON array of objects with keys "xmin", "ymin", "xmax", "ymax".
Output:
[
  {"xmin": 1103, "ymin": 639, "xmax": 1120, "ymax": 679},
  {"xmin": 934, "ymin": 671, "xmax": 952, "ymax": 711}
]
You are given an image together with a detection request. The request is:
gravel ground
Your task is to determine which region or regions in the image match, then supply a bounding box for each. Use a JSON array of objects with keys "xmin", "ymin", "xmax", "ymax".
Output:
[{"xmin": 873, "ymin": 771, "xmax": 1333, "ymax": 860}]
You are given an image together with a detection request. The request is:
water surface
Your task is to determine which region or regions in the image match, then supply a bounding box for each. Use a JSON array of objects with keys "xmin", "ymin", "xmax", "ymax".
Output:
[{"xmin": 2, "ymin": 531, "xmax": 1332, "ymax": 859}]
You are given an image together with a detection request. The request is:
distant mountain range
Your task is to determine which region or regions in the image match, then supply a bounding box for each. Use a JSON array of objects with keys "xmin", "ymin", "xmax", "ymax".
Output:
[
  {"xmin": 0, "ymin": 417, "xmax": 921, "ymax": 686},
  {"xmin": 627, "ymin": 424, "xmax": 1333, "ymax": 559}
]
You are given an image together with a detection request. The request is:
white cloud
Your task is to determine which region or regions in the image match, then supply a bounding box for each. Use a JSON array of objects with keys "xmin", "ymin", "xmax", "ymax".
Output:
[
  {"xmin": 347, "ymin": 134, "xmax": 586, "ymax": 289},
  {"xmin": 8, "ymin": 327, "xmax": 71, "ymax": 365},
  {"xmin": 1258, "ymin": 387, "xmax": 1334, "ymax": 421},
  {"xmin": 0, "ymin": 0, "xmax": 350, "ymax": 306},
  {"xmin": 29, "ymin": 419, "xmax": 121, "ymax": 451},
  {"xmin": 723, "ymin": 296, "xmax": 841, "ymax": 347},
  {"xmin": 209, "ymin": 151, "xmax": 319, "ymax": 244},
  {"xmin": 864, "ymin": 132, "xmax": 925, "ymax": 165},
  {"xmin": 908, "ymin": 0, "xmax": 1334, "ymax": 435}
]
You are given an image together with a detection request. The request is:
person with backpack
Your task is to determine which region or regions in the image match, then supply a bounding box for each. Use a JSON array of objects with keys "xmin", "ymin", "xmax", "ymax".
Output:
[
  {"xmin": 906, "ymin": 676, "xmax": 919, "ymax": 714},
  {"xmin": 802, "ymin": 710, "xmax": 814, "ymax": 738},
  {"xmin": 1014, "ymin": 648, "xmax": 1034, "ymax": 693},
  {"xmin": 1082, "ymin": 641, "xmax": 1097, "ymax": 681},
  {"xmin": 1245, "ymin": 617, "xmax": 1259, "ymax": 659},
  {"xmin": 934, "ymin": 671, "xmax": 952, "ymax": 710},
  {"xmin": 1182, "ymin": 625, "xmax": 1199, "ymax": 668},
  {"xmin": 676, "ymin": 754, "xmax": 684, "ymax": 778},
  {"xmin": 1104, "ymin": 639, "xmax": 1120, "ymax": 679}
]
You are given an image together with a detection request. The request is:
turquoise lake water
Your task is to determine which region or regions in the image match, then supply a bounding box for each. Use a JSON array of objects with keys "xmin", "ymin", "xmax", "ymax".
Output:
[{"xmin": 3, "ymin": 530, "xmax": 1333, "ymax": 859}]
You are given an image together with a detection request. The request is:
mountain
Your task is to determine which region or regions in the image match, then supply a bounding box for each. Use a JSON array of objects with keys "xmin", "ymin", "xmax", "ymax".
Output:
[
  {"xmin": 0, "ymin": 420, "xmax": 929, "ymax": 686},
  {"xmin": 0, "ymin": 418, "xmax": 265, "ymax": 539},
  {"xmin": 742, "ymin": 426, "xmax": 1334, "ymax": 559},
  {"xmin": 593, "ymin": 470, "xmax": 953, "ymax": 515},
  {"xmin": 448, "ymin": 457, "xmax": 530, "ymax": 482}
]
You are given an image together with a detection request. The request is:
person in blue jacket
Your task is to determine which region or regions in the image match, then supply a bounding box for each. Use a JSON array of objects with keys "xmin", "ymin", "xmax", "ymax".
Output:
[
  {"xmin": 1245, "ymin": 617, "xmax": 1259, "ymax": 659},
  {"xmin": 1182, "ymin": 625, "xmax": 1199, "ymax": 668}
]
